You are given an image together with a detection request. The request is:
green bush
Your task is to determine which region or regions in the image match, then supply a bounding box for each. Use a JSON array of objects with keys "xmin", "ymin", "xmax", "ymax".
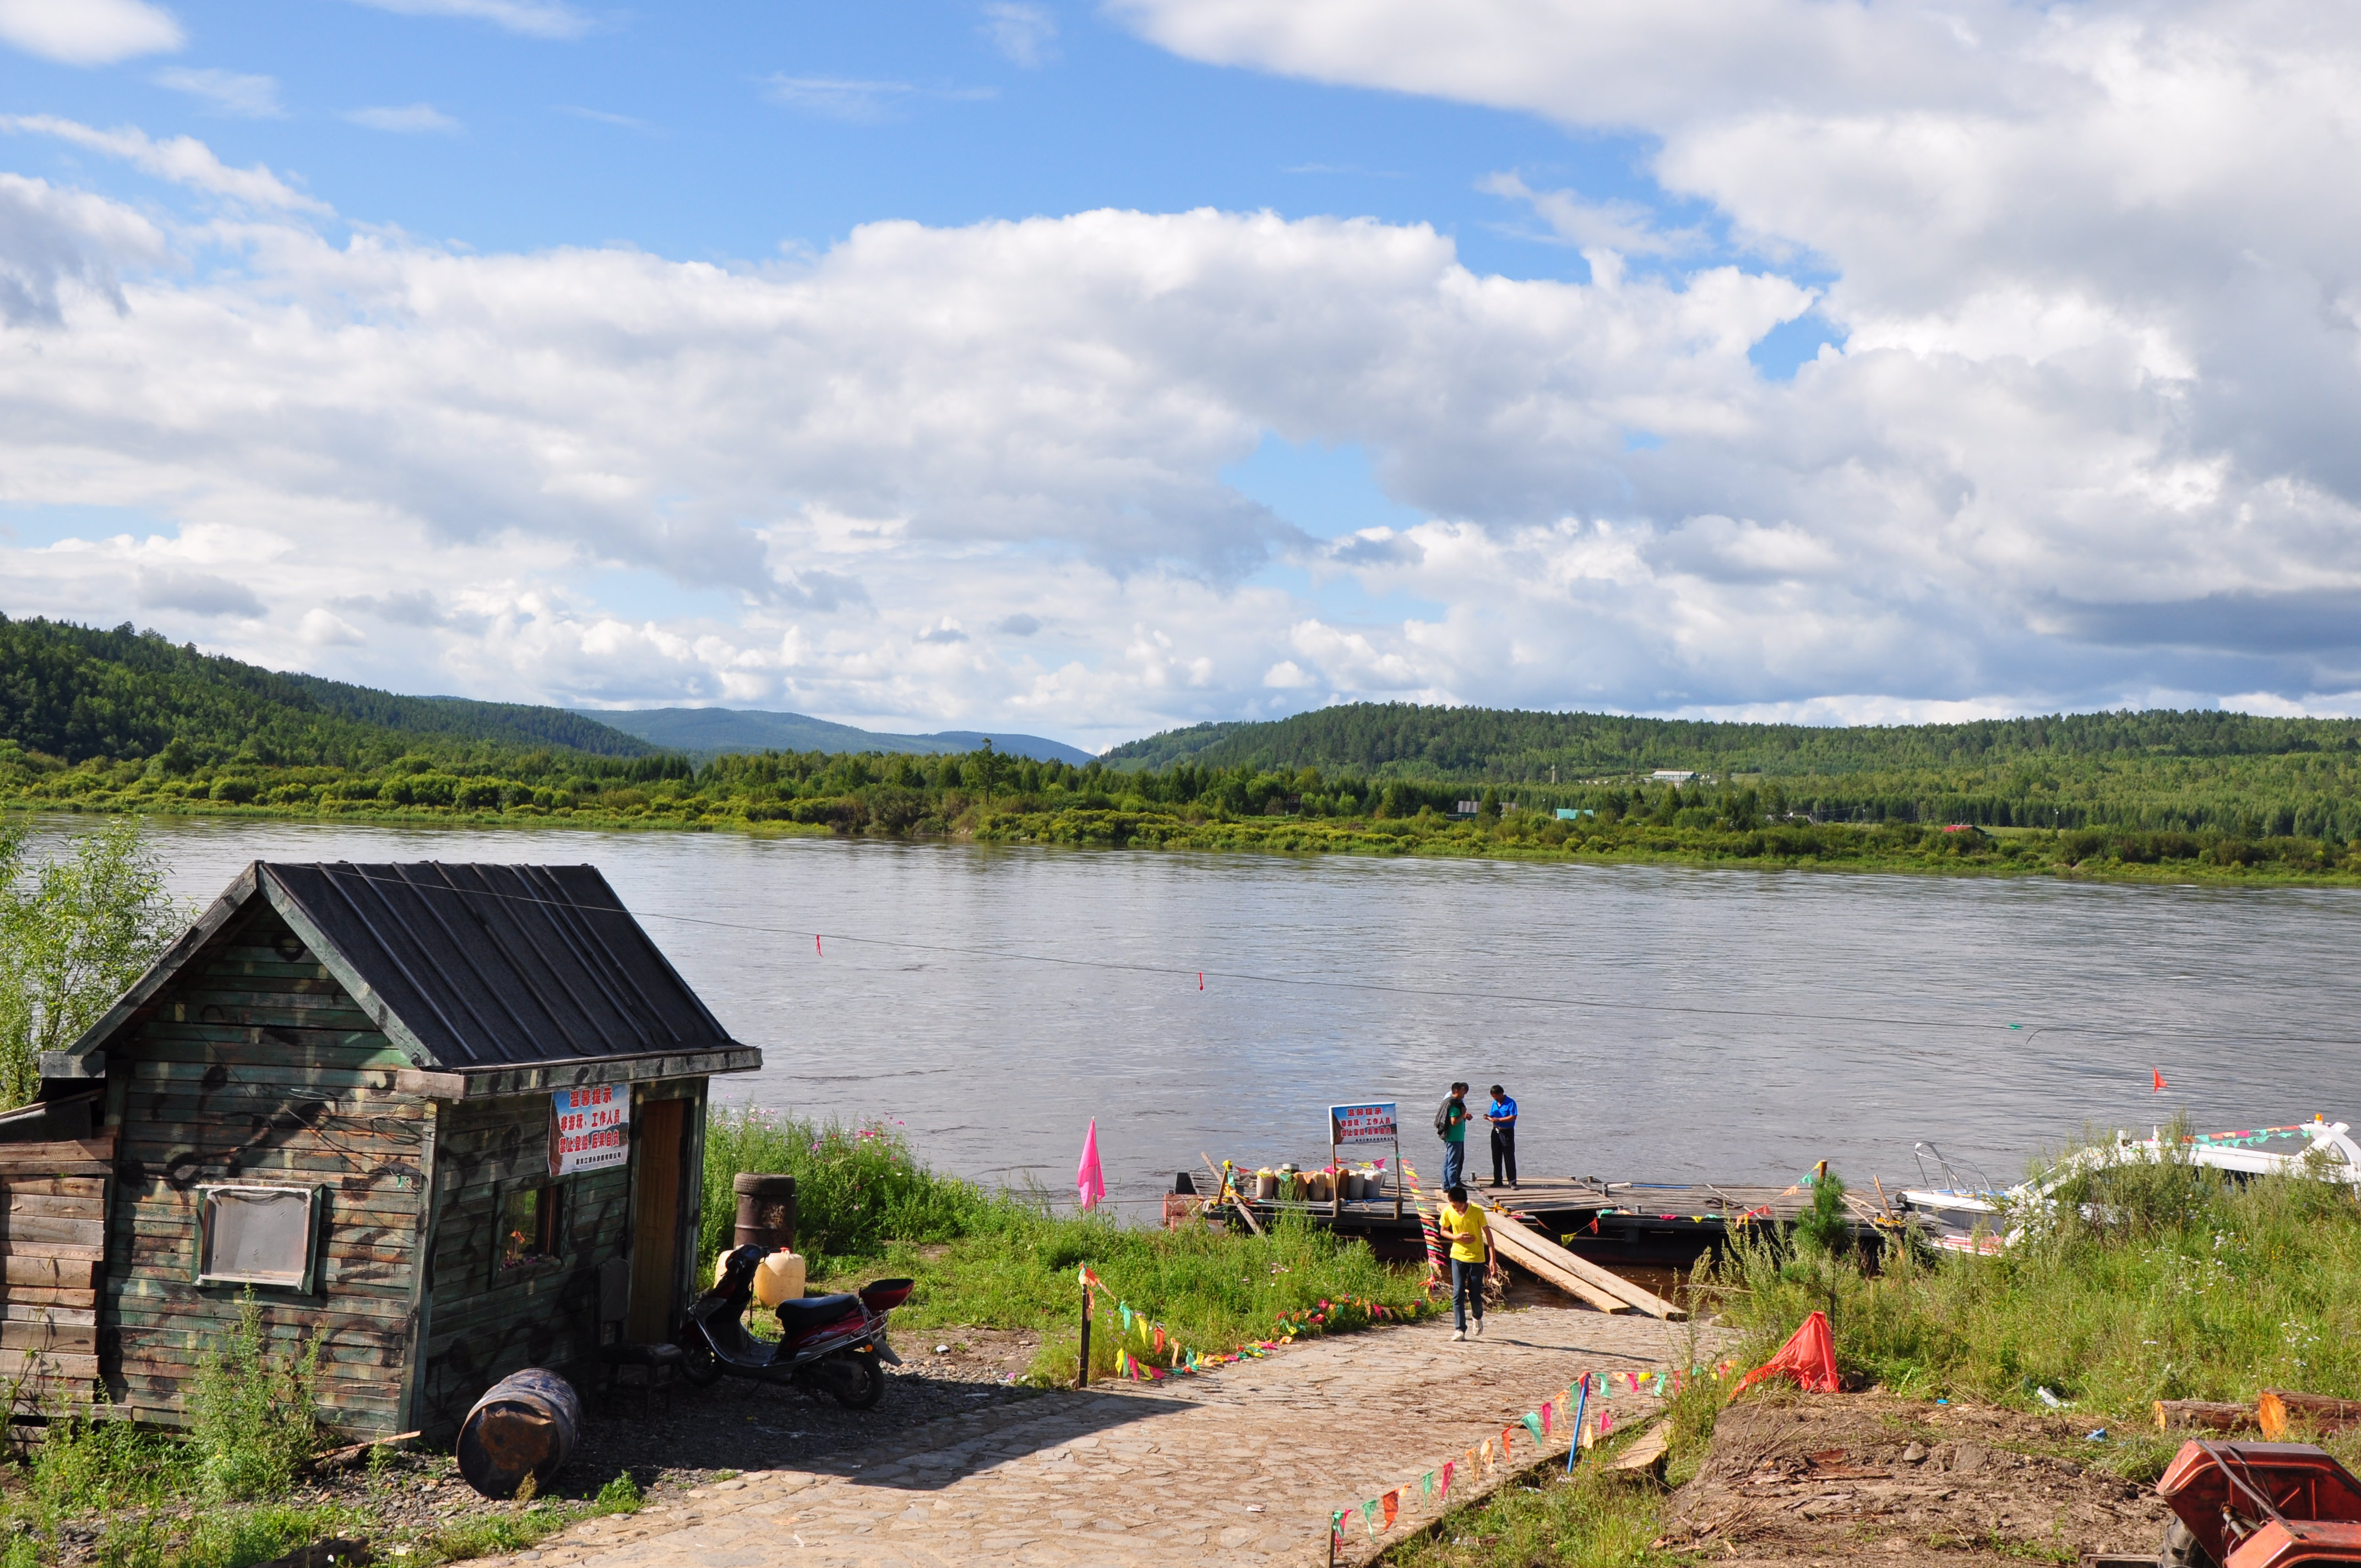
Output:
[
  {"xmin": 698, "ymin": 1107, "xmax": 1000, "ymax": 1270},
  {"xmin": 31, "ymin": 1417, "xmax": 193, "ymax": 1517},
  {"xmin": 1710, "ymin": 1133, "xmax": 2361, "ymax": 1441},
  {"xmin": 187, "ymin": 1293, "xmax": 322, "ymax": 1500}
]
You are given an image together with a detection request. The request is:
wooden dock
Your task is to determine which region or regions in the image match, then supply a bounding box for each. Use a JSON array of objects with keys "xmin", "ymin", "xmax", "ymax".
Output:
[{"xmin": 1211, "ymin": 1170, "xmax": 1898, "ymax": 1277}]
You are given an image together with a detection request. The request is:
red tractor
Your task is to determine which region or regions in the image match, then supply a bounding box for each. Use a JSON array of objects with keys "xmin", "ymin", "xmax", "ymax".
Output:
[{"xmin": 2123, "ymin": 1441, "xmax": 2361, "ymax": 1568}]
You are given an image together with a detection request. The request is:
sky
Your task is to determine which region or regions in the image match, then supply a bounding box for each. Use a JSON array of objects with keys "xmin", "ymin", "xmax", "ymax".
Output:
[{"xmin": 1, "ymin": 1, "xmax": 2358, "ymax": 751}]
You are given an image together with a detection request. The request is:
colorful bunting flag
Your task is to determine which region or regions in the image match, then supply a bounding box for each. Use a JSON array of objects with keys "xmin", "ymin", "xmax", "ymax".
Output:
[
  {"xmin": 1381, "ymin": 1490, "xmax": 1400, "ymax": 1530},
  {"xmin": 1540, "ymin": 1400, "xmax": 1552, "ymax": 1438},
  {"xmin": 1440, "ymin": 1460, "xmax": 1454, "ymax": 1499},
  {"xmin": 1362, "ymin": 1499, "xmax": 1380, "ymax": 1538},
  {"xmin": 1521, "ymin": 1412, "xmax": 1544, "ymax": 1447}
]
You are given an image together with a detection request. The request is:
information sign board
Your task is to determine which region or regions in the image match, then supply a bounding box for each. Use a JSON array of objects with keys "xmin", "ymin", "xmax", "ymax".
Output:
[
  {"xmin": 1329, "ymin": 1103, "xmax": 1399, "ymax": 1146},
  {"xmin": 550, "ymin": 1084, "xmax": 630, "ymax": 1176}
]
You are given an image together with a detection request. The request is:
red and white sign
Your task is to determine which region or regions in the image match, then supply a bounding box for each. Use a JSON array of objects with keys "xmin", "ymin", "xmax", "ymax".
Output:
[
  {"xmin": 1330, "ymin": 1103, "xmax": 1399, "ymax": 1147},
  {"xmin": 550, "ymin": 1084, "xmax": 630, "ymax": 1175}
]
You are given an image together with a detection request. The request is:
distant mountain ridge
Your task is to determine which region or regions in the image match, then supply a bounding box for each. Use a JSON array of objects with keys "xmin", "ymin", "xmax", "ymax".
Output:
[
  {"xmin": 1101, "ymin": 701, "xmax": 2361, "ymax": 778},
  {"xmin": 577, "ymin": 706, "xmax": 1094, "ymax": 765},
  {"xmin": 0, "ymin": 616, "xmax": 655, "ymax": 765}
]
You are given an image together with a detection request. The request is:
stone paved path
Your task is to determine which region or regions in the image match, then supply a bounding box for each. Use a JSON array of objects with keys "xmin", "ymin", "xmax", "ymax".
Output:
[{"xmin": 499, "ymin": 1306, "xmax": 1730, "ymax": 1568}]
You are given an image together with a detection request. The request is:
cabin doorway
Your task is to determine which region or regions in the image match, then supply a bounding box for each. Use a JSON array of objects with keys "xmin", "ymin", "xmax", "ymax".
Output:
[{"xmin": 627, "ymin": 1098, "xmax": 688, "ymax": 1342}]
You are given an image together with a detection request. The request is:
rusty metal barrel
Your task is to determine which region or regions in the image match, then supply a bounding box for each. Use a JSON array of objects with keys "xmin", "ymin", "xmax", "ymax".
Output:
[
  {"xmin": 456, "ymin": 1368, "xmax": 581, "ymax": 1499},
  {"xmin": 733, "ymin": 1172, "xmax": 797, "ymax": 1253}
]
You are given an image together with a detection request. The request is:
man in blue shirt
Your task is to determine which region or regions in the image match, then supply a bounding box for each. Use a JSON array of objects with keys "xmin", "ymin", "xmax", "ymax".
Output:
[{"xmin": 1486, "ymin": 1084, "xmax": 1519, "ymax": 1189}]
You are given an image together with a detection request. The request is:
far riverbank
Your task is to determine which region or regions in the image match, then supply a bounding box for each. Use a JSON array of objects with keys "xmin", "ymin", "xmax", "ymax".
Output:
[{"xmin": 8, "ymin": 783, "xmax": 2358, "ymax": 888}]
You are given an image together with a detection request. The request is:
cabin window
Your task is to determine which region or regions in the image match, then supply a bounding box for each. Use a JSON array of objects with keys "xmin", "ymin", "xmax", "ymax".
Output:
[
  {"xmin": 195, "ymin": 1185, "xmax": 322, "ymax": 1292},
  {"xmin": 499, "ymin": 1184, "xmax": 564, "ymax": 1271}
]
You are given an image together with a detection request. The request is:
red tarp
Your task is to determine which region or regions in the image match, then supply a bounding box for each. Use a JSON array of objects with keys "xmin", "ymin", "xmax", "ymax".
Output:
[{"xmin": 1737, "ymin": 1309, "xmax": 1840, "ymax": 1394}]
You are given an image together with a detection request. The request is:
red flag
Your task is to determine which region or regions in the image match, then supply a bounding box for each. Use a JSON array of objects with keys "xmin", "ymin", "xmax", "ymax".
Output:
[
  {"xmin": 2153, "ymin": 1068, "xmax": 2167, "ymax": 1092},
  {"xmin": 1381, "ymin": 1490, "xmax": 1399, "ymax": 1529},
  {"xmin": 815, "ymin": 934, "xmax": 823, "ymax": 956},
  {"xmin": 1500, "ymin": 1425, "xmax": 1514, "ymax": 1461},
  {"xmin": 1737, "ymin": 1309, "xmax": 1840, "ymax": 1394}
]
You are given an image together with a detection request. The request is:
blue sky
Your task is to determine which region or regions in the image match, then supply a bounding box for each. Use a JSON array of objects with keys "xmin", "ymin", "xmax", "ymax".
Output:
[
  {"xmin": 1, "ymin": 2, "xmax": 1688, "ymax": 279},
  {"xmin": 0, "ymin": 0, "xmax": 2354, "ymax": 747}
]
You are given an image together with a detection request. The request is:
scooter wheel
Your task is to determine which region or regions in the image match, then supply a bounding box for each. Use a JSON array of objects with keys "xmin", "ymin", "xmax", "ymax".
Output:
[
  {"xmin": 827, "ymin": 1348, "xmax": 885, "ymax": 1411},
  {"xmin": 678, "ymin": 1336, "xmax": 724, "ymax": 1389}
]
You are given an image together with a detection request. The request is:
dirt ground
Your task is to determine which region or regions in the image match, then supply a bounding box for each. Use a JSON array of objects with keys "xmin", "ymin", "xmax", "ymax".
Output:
[{"xmin": 1653, "ymin": 1392, "xmax": 2172, "ymax": 1566}]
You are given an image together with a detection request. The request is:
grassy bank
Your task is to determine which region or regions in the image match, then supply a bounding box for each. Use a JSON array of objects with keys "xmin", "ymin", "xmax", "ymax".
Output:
[
  {"xmin": 1712, "ymin": 1141, "xmax": 2361, "ymax": 1478},
  {"xmin": 15, "ymin": 779, "xmax": 2361, "ymax": 888},
  {"xmin": 701, "ymin": 1108, "xmax": 1433, "ymax": 1382},
  {"xmin": 1385, "ymin": 1144, "xmax": 2361, "ymax": 1564}
]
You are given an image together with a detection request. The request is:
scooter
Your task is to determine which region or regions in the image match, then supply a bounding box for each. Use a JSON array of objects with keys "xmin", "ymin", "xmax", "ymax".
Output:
[{"xmin": 674, "ymin": 1245, "xmax": 911, "ymax": 1409}]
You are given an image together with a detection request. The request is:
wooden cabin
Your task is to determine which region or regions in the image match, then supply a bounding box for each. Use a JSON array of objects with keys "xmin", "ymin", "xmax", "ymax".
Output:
[{"xmin": 23, "ymin": 860, "xmax": 760, "ymax": 1439}]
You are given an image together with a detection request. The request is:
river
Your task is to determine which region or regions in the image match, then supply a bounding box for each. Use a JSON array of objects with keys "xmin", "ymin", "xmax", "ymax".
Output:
[{"xmin": 25, "ymin": 815, "xmax": 2361, "ymax": 1211}]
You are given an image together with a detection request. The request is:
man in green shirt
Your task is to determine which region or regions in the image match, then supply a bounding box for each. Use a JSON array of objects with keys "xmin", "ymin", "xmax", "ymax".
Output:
[{"xmin": 1437, "ymin": 1081, "xmax": 1470, "ymax": 1192}]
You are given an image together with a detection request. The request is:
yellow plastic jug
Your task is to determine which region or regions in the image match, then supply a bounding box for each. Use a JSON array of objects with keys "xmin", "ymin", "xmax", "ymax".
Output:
[{"xmin": 752, "ymin": 1249, "xmax": 807, "ymax": 1308}]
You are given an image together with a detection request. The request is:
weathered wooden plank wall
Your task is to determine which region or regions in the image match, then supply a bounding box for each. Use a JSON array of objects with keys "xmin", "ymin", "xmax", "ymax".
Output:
[
  {"xmin": 0, "ymin": 1140, "xmax": 112, "ymax": 1412},
  {"xmin": 414, "ymin": 1093, "xmax": 623, "ymax": 1434},
  {"xmin": 413, "ymin": 1078, "xmax": 706, "ymax": 1438},
  {"xmin": 104, "ymin": 905, "xmax": 426, "ymax": 1438}
]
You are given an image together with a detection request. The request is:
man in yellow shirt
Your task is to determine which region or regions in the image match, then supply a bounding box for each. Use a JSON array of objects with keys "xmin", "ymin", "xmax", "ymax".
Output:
[{"xmin": 1437, "ymin": 1185, "xmax": 1495, "ymax": 1341}]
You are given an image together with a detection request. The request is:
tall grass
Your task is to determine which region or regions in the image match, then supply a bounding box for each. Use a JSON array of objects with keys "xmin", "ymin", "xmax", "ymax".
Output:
[
  {"xmin": 700, "ymin": 1106, "xmax": 1002, "ymax": 1269},
  {"xmin": 187, "ymin": 1292, "xmax": 322, "ymax": 1500},
  {"xmin": 701, "ymin": 1105, "xmax": 1433, "ymax": 1381},
  {"xmin": 1712, "ymin": 1140, "xmax": 2361, "ymax": 1441}
]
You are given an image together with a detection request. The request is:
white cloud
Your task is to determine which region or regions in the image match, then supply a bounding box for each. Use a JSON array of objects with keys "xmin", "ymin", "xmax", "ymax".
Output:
[
  {"xmin": 300, "ymin": 608, "xmax": 366, "ymax": 646},
  {"xmin": 0, "ymin": 173, "xmax": 164, "ymax": 326},
  {"xmin": 981, "ymin": 3, "xmax": 1057, "ymax": 68},
  {"xmin": 1477, "ymin": 171, "xmax": 1704, "ymax": 258},
  {"xmin": 0, "ymin": 116, "xmax": 326, "ymax": 211},
  {"xmin": 342, "ymin": 0, "xmax": 589, "ymax": 41},
  {"xmin": 154, "ymin": 68, "xmax": 285, "ymax": 119},
  {"xmin": 761, "ymin": 77, "xmax": 994, "ymax": 124},
  {"xmin": 9, "ymin": 8, "xmax": 2361, "ymax": 749},
  {"xmin": 345, "ymin": 104, "xmax": 463, "ymax": 135},
  {"xmin": 0, "ymin": 0, "xmax": 182, "ymax": 66}
]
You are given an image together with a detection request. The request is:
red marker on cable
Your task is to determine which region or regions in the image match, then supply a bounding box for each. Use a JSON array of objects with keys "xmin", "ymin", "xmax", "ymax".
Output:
[
  {"xmin": 1198, "ymin": 972, "xmax": 1204, "ymax": 990},
  {"xmin": 816, "ymin": 934, "xmax": 824, "ymax": 957},
  {"xmin": 2153, "ymin": 1068, "xmax": 2167, "ymax": 1092}
]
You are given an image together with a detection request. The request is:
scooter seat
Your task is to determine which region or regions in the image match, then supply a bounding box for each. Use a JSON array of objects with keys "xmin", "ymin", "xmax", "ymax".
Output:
[{"xmin": 774, "ymin": 1293, "xmax": 861, "ymax": 1335}]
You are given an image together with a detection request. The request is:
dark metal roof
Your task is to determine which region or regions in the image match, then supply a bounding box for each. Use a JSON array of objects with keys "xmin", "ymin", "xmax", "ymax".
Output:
[{"xmin": 260, "ymin": 861, "xmax": 743, "ymax": 1069}]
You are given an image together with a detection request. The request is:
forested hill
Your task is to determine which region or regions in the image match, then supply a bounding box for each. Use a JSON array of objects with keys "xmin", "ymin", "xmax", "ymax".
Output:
[
  {"xmin": 0, "ymin": 616, "xmax": 654, "ymax": 765},
  {"xmin": 1103, "ymin": 703, "xmax": 2361, "ymax": 779}
]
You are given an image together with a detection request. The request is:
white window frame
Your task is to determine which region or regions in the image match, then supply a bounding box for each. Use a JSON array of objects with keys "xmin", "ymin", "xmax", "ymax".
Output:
[{"xmin": 194, "ymin": 1184, "xmax": 325, "ymax": 1293}]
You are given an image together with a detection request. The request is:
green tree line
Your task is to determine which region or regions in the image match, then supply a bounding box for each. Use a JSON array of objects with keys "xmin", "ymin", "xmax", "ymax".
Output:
[
  {"xmin": 1105, "ymin": 701, "xmax": 2361, "ymax": 776},
  {"xmin": 0, "ymin": 615, "xmax": 654, "ymax": 766}
]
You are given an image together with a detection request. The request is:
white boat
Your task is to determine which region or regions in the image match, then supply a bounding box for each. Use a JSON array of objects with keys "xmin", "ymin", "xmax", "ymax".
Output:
[{"xmin": 1897, "ymin": 1119, "xmax": 2361, "ymax": 1252}]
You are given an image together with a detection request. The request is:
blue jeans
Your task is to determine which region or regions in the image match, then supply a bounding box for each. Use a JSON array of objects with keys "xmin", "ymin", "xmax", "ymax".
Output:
[
  {"xmin": 1441, "ymin": 1140, "xmax": 1466, "ymax": 1191},
  {"xmin": 1451, "ymin": 1257, "xmax": 1487, "ymax": 1330}
]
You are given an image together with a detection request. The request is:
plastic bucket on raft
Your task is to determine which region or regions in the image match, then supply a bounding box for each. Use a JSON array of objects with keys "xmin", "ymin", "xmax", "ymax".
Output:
[
  {"xmin": 457, "ymin": 1368, "xmax": 583, "ymax": 1499},
  {"xmin": 1255, "ymin": 1171, "xmax": 1279, "ymax": 1201}
]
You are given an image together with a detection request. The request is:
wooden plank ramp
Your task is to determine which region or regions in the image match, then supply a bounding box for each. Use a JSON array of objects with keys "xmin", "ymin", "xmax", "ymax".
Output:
[{"xmin": 1479, "ymin": 1199, "xmax": 1687, "ymax": 1320}]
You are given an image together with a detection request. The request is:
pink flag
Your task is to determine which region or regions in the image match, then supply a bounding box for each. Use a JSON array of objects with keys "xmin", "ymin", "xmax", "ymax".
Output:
[{"xmin": 1076, "ymin": 1118, "xmax": 1107, "ymax": 1210}]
